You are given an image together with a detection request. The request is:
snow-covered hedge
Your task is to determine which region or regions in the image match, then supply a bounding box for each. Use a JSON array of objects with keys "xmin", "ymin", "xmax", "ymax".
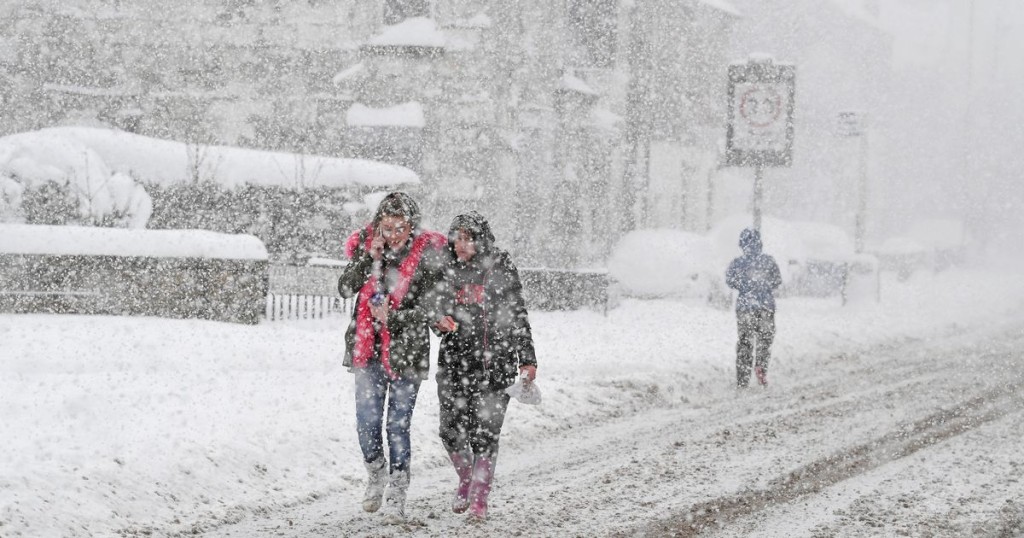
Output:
[
  {"xmin": 0, "ymin": 224, "xmax": 268, "ymax": 324},
  {"xmin": 0, "ymin": 127, "xmax": 419, "ymax": 229}
]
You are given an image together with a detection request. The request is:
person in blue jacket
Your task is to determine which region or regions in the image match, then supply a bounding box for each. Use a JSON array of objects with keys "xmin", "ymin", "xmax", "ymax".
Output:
[{"xmin": 725, "ymin": 228, "xmax": 782, "ymax": 387}]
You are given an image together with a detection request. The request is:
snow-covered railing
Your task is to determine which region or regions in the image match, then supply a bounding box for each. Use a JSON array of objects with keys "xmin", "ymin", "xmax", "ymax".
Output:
[
  {"xmin": 0, "ymin": 224, "xmax": 268, "ymax": 324},
  {"xmin": 265, "ymin": 293, "xmax": 351, "ymax": 321},
  {"xmin": 265, "ymin": 263, "xmax": 351, "ymax": 322}
]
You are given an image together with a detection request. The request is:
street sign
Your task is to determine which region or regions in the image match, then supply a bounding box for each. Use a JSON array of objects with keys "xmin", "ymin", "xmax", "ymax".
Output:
[
  {"xmin": 726, "ymin": 58, "xmax": 796, "ymax": 167},
  {"xmin": 836, "ymin": 110, "xmax": 864, "ymax": 137}
]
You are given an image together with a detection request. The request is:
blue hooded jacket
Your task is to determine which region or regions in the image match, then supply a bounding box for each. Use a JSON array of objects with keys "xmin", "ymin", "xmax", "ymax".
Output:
[{"xmin": 725, "ymin": 229, "xmax": 782, "ymax": 312}]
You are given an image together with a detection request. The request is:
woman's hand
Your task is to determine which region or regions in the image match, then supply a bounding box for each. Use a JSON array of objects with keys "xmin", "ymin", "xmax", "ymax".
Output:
[
  {"xmin": 370, "ymin": 302, "xmax": 389, "ymax": 326},
  {"xmin": 519, "ymin": 365, "xmax": 537, "ymax": 387},
  {"xmin": 368, "ymin": 230, "xmax": 386, "ymax": 261},
  {"xmin": 435, "ymin": 316, "xmax": 458, "ymax": 333}
]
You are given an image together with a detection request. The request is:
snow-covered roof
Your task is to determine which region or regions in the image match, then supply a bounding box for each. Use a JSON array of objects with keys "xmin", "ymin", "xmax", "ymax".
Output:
[
  {"xmin": 331, "ymin": 62, "xmax": 365, "ymax": 85},
  {"xmin": 346, "ymin": 102, "xmax": 426, "ymax": 128},
  {"xmin": 695, "ymin": 0, "xmax": 742, "ymax": 17},
  {"xmin": 559, "ymin": 74, "xmax": 600, "ymax": 96},
  {"xmin": 0, "ymin": 127, "xmax": 419, "ymax": 190},
  {"xmin": 366, "ymin": 17, "xmax": 446, "ymax": 49},
  {"xmin": 0, "ymin": 223, "xmax": 268, "ymax": 261}
]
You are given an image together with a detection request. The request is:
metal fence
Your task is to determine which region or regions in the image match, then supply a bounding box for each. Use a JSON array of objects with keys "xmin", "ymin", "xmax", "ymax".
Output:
[
  {"xmin": 265, "ymin": 293, "xmax": 351, "ymax": 321},
  {"xmin": 265, "ymin": 263, "xmax": 350, "ymax": 321}
]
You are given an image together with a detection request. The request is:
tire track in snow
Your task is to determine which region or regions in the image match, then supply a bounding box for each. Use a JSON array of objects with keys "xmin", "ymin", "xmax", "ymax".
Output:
[
  {"xmin": 193, "ymin": 326, "xmax": 1024, "ymax": 537},
  {"xmin": 636, "ymin": 369, "xmax": 1024, "ymax": 536}
]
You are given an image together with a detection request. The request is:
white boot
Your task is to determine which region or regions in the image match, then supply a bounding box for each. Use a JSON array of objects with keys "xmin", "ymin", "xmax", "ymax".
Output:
[
  {"xmin": 361, "ymin": 456, "xmax": 388, "ymax": 512},
  {"xmin": 381, "ymin": 469, "xmax": 410, "ymax": 523}
]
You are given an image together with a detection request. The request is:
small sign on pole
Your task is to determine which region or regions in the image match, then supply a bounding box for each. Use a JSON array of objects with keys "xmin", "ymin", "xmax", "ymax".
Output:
[
  {"xmin": 726, "ymin": 57, "xmax": 796, "ymax": 167},
  {"xmin": 836, "ymin": 110, "xmax": 864, "ymax": 137}
]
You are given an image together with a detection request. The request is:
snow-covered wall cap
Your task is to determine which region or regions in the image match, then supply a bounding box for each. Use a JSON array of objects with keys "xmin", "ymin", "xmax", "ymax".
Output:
[
  {"xmin": 332, "ymin": 62, "xmax": 365, "ymax": 85},
  {"xmin": 347, "ymin": 102, "xmax": 426, "ymax": 128},
  {"xmin": 560, "ymin": 74, "xmax": 600, "ymax": 96},
  {"xmin": 0, "ymin": 224, "xmax": 269, "ymax": 261},
  {"xmin": 696, "ymin": 0, "xmax": 742, "ymax": 17},
  {"xmin": 746, "ymin": 52, "xmax": 776, "ymax": 64},
  {"xmin": 367, "ymin": 17, "xmax": 446, "ymax": 48},
  {"xmin": 451, "ymin": 13, "xmax": 492, "ymax": 29},
  {"xmin": 0, "ymin": 127, "xmax": 419, "ymax": 189}
]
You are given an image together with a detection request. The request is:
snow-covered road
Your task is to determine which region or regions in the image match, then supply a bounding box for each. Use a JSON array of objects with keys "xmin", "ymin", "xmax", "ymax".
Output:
[
  {"xmin": 204, "ymin": 321, "xmax": 1024, "ymax": 538},
  {"xmin": 3, "ymin": 270, "xmax": 1023, "ymax": 537}
]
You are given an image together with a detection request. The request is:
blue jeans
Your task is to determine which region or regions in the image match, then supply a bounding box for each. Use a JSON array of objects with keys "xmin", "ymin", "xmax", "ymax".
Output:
[{"xmin": 354, "ymin": 361, "xmax": 422, "ymax": 473}]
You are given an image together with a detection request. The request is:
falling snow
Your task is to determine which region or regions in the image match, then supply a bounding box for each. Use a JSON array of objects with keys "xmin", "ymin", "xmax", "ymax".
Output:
[{"xmin": 2, "ymin": 0, "xmax": 1024, "ymax": 537}]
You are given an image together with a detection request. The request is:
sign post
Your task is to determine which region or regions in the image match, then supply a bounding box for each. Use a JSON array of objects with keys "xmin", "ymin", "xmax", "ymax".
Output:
[
  {"xmin": 726, "ymin": 56, "xmax": 796, "ymax": 231},
  {"xmin": 837, "ymin": 110, "xmax": 869, "ymax": 253}
]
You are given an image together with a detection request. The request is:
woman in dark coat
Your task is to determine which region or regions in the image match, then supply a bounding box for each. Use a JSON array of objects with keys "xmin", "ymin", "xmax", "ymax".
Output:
[
  {"xmin": 337, "ymin": 192, "xmax": 447, "ymax": 522},
  {"xmin": 434, "ymin": 211, "xmax": 538, "ymax": 520}
]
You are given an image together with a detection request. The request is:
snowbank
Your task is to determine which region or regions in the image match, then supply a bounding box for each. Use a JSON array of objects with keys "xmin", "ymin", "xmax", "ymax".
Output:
[
  {"xmin": 608, "ymin": 229, "xmax": 716, "ymax": 297},
  {"xmin": 0, "ymin": 223, "xmax": 268, "ymax": 260}
]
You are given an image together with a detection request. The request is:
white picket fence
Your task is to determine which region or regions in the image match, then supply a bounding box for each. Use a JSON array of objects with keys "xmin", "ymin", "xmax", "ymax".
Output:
[{"xmin": 265, "ymin": 293, "xmax": 351, "ymax": 321}]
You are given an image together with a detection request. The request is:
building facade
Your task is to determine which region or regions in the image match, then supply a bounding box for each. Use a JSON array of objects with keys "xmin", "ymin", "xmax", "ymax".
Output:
[{"xmin": 1, "ymin": 0, "xmax": 742, "ymax": 266}]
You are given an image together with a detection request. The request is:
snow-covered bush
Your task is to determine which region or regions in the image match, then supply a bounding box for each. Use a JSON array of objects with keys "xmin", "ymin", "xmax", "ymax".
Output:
[{"xmin": 0, "ymin": 131, "xmax": 153, "ymax": 227}]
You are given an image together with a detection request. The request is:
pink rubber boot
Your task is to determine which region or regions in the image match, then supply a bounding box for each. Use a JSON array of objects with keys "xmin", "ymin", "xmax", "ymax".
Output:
[
  {"xmin": 468, "ymin": 456, "xmax": 495, "ymax": 520},
  {"xmin": 449, "ymin": 451, "xmax": 473, "ymax": 513},
  {"xmin": 755, "ymin": 366, "xmax": 768, "ymax": 387}
]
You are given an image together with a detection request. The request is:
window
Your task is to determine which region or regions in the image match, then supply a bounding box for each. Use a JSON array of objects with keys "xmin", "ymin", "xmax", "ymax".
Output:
[
  {"xmin": 383, "ymin": 0, "xmax": 431, "ymax": 25},
  {"xmin": 568, "ymin": 0, "xmax": 617, "ymax": 68}
]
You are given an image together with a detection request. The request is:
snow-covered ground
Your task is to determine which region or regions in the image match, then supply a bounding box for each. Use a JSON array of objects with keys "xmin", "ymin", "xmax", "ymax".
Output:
[{"xmin": 2, "ymin": 269, "xmax": 1023, "ymax": 537}]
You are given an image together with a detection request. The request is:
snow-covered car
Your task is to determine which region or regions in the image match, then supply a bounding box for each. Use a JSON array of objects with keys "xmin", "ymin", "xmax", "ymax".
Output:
[{"xmin": 608, "ymin": 228, "xmax": 718, "ymax": 300}]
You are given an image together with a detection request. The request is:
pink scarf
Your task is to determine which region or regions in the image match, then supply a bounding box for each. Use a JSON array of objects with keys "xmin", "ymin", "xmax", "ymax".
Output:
[{"xmin": 345, "ymin": 226, "xmax": 447, "ymax": 379}]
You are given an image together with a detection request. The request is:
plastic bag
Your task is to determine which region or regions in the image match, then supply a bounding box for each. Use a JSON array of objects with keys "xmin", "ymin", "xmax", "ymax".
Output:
[{"xmin": 505, "ymin": 375, "xmax": 541, "ymax": 405}]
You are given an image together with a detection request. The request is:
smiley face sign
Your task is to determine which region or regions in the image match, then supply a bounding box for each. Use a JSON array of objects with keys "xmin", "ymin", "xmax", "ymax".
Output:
[
  {"xmin": 726, "ymin": 61, "xmax": 795, "ymax": 167},
  {"xmin": 739, "ymin": 86, "xmax": 783, "ymax": 128}
]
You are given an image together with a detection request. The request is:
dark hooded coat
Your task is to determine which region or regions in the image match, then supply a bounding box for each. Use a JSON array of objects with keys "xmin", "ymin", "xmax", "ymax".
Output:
[
  {"xmin": 725, "ymin": 228, "xmax": 782, "ymax": 312},
  {"xmin": 439, "ymin": 212, "xmax": 537, "ymax": 390}
]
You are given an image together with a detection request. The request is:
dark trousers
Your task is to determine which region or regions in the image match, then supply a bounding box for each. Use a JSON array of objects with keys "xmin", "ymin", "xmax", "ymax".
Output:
[
  {"xmin": 736, "ymin": 309, "xmax": 776, "ymax": 386},
  {"xmin": 354, "ymin": 360, "xmax": 422, "ymax": 472},
  {"xmin": 437, "ymin": 372, "xmax": 511, "ymax": 458}
]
